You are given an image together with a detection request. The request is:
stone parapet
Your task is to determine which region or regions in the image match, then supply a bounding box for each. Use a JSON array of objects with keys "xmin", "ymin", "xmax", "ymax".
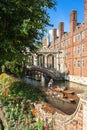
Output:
[{"xmin": 34, "ymin": 92, "xmax": 87, "ymax": 130}]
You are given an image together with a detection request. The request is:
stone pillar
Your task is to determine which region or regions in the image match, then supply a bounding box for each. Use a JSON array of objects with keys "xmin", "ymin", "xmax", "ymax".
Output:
[
  {"xmin": 70, "ymin": 10, "xmax": 77, "ymax": 34},
  {"xmin": 54, "ymin": 54, "xmax": 59, "ymax": 71},
  {"xmin": 33, "ymin": 54, "xmax": 37, "ymax": 66},
  {"xmin": 44, "ymin": 55, "xmax": 47, "ymax": 68},
  {"xmin": 41, "ymin": 74, "xmax": 45, "ymax": 87}
]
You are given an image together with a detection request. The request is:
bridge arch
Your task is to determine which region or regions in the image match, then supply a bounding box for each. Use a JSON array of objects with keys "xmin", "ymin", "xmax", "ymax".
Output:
[{"xmin": 26, "ymin": 66, "xmax": 56, "ymax": 79}]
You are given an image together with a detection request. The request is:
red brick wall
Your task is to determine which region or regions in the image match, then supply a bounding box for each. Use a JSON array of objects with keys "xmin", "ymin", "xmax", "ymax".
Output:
[{"xmin": 42, "ymin": 0, "xmax": 87, "ymax": 78}]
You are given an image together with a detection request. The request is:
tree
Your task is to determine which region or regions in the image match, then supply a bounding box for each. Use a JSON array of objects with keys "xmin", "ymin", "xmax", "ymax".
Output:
[{"xmin": 0, "ymin": 0, "xmax": 56, "ymax": 76}]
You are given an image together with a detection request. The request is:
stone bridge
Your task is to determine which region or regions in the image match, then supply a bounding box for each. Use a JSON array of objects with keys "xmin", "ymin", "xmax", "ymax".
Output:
[
  {"xmin": 34, "ymin": 93, "xmax": 87, "ymax": 130},
  {"xmin": 26, "ymin": 65, "xmax": 64, "ymax": 80}
]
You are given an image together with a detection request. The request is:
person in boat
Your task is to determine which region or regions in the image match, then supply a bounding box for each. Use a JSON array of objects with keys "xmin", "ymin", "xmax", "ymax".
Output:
[
  {"xmin": 48, "ymin": 79, "xmax": 53, "ymax": 89},
  {"xmin": 50, "ymin": 79, "xmax": 53, "ymax": 84},
  {"xmin": 48, "ymin": 82, "xmax": 52, "ymax": 89}
]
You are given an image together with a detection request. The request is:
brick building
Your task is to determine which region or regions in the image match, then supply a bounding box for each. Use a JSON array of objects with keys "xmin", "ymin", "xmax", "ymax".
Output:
[{"xmin": 42, "ymin": 0, "xmax": 87, "ymax": 84}]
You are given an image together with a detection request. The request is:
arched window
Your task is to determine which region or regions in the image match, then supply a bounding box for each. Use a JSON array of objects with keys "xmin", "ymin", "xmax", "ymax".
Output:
[{"xmin": 47, "ymin": 54, "xmax": 54, "ymax": 68}]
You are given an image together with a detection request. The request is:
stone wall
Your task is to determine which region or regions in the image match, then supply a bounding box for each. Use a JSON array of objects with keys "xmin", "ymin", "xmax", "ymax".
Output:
[
  {"xmin": 34, "ymin": 93, "xmax": 87, "ymax": 130},
  {"xmin": 53, "ymin": 93, "xmax": 87, "ymax": 130},
  {"xmin": 65, "ymin": 74, "xmax": 87, "ymax": 85}
]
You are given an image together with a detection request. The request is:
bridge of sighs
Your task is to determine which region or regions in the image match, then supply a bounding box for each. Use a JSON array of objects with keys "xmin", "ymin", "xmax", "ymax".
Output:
[{"xmin": 25, "ymin": 49, "xmax": 68, "ymax": 80}]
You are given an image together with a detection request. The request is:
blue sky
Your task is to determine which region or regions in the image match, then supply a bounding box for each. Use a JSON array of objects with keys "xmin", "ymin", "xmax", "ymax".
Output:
[{"xmin": 47, "ymin": 0, "xmax": 84, "ymax": 32}]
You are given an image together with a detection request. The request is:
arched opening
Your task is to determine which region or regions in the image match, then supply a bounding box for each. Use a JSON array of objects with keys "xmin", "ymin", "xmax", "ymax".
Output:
[
  {"xmin": 37, "ymin": 54, "xmax": 45, "ymax": 67},
  {"xmin": 27, "ymin": 54, "xmax": 34, "ymax": 66},
  {"xmin": 47, "ymin": 54, "xmax": 54, "ymax": 68}
]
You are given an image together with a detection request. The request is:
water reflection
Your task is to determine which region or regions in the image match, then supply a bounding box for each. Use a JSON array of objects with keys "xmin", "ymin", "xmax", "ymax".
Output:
[
  {"xmin": 24, "ymin": 77, "xmax": 87, "ymax": 115},
  {"xmin": 24, "ymin": 77, "xmax": 41, "ymax": 87}
]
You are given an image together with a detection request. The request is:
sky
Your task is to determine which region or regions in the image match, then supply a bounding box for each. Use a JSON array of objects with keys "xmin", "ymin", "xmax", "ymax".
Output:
[{"xmin": 47, "ymin": 0, "xmax": 84, "ymax": 32}]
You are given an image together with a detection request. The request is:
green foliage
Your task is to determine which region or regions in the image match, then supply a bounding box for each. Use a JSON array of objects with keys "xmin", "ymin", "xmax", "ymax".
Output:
[
  {"xmin": 0, "ymin": 0, "xmax": 56, "ymax": 76},
  {"xmin": 0, "ymin": 73, "xmax": 47, "ymax": 129},
  {"xmin": 9, "ymin": 81, "xmax": 46, "ymax": 102},
  {"xmin": 5, "ymin": 60, "xmax": 25, "ymax": 77},
  {"xmin": 0, "ymin": 73, "xmax": 49, "ymax": 129},
  {"xmin": 37, "ymin": 118, "xmax": 44, "ymax": 130},
  {"xmin": 0, "ymin": 73, "xmax": 46, "ymax": 101}
]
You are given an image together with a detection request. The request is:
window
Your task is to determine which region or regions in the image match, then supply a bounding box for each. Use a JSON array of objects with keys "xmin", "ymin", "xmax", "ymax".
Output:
[
  {"xmin": 65, "ymin": 50, "xmax": 70, "ymax": 56},
  {"xmin": 73, "ymin": 60, "xmax": 77, "ymax": 67},
  {"xmin": 61, "ymin": 42, "xmax": 65, "ymax": 47},
  {"xmin": 73, "ymin": 44, "xmax": 84, "ymax": 55},
  {"xmin": 78, "ymin": 34, "xmax": 81, "ymax": 41},
  {"xmin": 73, "ymin": 32, "xmax": 85, "ymax": 43},
  {"xmin": 78, "ymin": 45, "xmax": 81, "ymax": 53},
  {"xmin": 77, "ymin": 60, "xmax": 80, "ymax": 67},
  {"xmin": 82, "ymin": 31, "xmax": 85, "ymax": 39}
]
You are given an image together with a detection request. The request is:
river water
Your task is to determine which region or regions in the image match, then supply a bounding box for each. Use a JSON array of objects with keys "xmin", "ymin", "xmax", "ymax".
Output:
[{"xmin": 25, "ymin": 77, "xmax": 87, "ymax": 115}]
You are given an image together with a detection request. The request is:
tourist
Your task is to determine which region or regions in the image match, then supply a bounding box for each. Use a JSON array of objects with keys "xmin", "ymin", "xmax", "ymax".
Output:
[
  {"xmin": 48, "ymin": 79, "xmax": 53, "ymax": 89},
  {"xmin": 48, "ymin": 82, "xmax": 51, "ymax": 89},
  {"xmin": 50, "ymin": 79, "xmax": 53, "ymax": 84}
]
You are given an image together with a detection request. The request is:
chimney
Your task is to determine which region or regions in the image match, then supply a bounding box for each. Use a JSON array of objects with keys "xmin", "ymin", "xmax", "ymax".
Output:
[
  {"xmin": 84, "ymin": 0, "xmax": 87, "ymax": 27},
  {"xmin": 52, "ymin": 29, "xmax": 57, "ymax": 42},
  {"xmin": 70, "ymin": 10, "xmax": 77, "ymax": 33},
  {"xmin": 58, "ymin": 22, "xmax": 64, "ymax": 39}
]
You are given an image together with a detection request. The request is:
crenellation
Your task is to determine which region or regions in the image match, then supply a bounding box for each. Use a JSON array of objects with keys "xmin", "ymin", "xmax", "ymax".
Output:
[
  {"xmin": 73, "ymin": 23, "xmax": 85, "ymax": 35},
  {"xmin": 61, "ymin": 32, "xmax": 71, "ymax": 41}
]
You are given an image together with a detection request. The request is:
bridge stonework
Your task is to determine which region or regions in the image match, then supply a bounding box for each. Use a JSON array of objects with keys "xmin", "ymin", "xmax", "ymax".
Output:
[
  {"xmin": 53, "ymin": 93, "xmax": 87, "ymax": 130},
  {"xmin": 26, "ymin": 65, "xmax": 63, "ymax": 80},
  {"xmin": 34, "ymin": 93, "xmax": 87, "ymax": 130}
]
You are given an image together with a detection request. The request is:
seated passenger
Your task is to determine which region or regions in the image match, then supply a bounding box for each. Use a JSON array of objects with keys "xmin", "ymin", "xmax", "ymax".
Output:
[{"xmin": 48, "ymin": 82, "xmax": 51, "ymax": 89}]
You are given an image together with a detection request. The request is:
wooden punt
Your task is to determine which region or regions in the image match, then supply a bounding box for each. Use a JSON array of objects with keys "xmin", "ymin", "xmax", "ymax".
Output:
[
  {"xmin": 50, "ymin": 88, "xmax": 62, "ymax": 93},
  {"xmin": 63, "ymin": 89, "xmax": 75, "ymax": 95},
  {"xmin": 58, "ymin": 97, "xmax": 76, "ymax": 103}
]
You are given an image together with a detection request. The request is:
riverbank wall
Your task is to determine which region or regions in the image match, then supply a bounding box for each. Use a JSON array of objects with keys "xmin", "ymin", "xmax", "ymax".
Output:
[{"xmin": 65, "ymin": 74, "xmax": 87, "ymax": 85}]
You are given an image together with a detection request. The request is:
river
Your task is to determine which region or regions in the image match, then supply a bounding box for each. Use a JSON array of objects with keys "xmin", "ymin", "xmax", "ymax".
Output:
[{"xmin": 24, "ymin": 77, "xmax": 87, "ymax": 115}]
